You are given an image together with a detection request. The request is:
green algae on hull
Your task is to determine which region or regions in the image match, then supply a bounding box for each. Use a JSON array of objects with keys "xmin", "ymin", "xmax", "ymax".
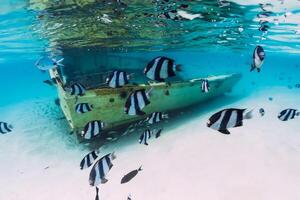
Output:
[{"xmin": 50, "ymin": 69, "xmax": 241, "ymax": 137}]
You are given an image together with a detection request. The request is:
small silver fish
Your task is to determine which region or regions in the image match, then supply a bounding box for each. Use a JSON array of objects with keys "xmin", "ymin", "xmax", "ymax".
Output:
[{"xmin": 35, "ymin": 57, "xmax": 64, "ymax": 71}]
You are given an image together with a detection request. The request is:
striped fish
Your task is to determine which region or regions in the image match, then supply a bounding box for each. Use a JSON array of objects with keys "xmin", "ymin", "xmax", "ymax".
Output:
[
  {"xmin": 89, "ymin": 152, "xmax": 116, "ymax": 186},
  {"xmin": 144, "ymin": 56, "xmax": 181, "ymax": 82},
  {"xmin": 80, "ymin": 151, "xmax": 99, "ymax": 170},
  {"xmin": 66, "ymin": 83, "xmax": 86, "ymax": 96},
  {"xmin": 106, "ymin": 70, "xmax": 130, "ymax": 88},
  {"xmin": 0, "ymin": 122, "xmax": 13, "ymax": 134},
  {"xmin": 146, "ymin": 112, "xmax": 168, "ymax": 124},
  {"xmin": 75, "ymin": 103, "xmax": 93, "ymax": 114},
  {"xmin": 81, "ymin": 120, "xmax": 105, "ymax": 139},
  {"xmin": 251, "ymin": 46, "xmax": 265, "ymax": 72},
  {"xmin": 201, "ymin": 79, "xmax": 210, "ymax": 93},
  {"xmin": 139, "ymin": 129, "xmax": 152, "ymax": 145},
  {"xmin": 278, "ymin": 109, "xmax": 299, "ymax": 121},
  {"xmin": 124, "ymin": 89, "xmax": 151, "ymax": 116},
  {"xmin": 207, "ymin": 108, "xmax": 253, "ymax": 134}
]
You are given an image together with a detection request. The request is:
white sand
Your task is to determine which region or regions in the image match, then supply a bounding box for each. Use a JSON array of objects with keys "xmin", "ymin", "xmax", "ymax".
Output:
[{"xmin": 1, "ymin": 87, "xmax": 300, "ymax": 200}]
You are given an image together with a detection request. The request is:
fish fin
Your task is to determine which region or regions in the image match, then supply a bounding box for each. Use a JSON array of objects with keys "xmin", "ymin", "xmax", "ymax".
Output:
[
  {"xmin": 250, "ymin": 64, "xmax": 256, "ymax": 72},
  {"xmin": 244, "ymin": 109, "xmax": 254, "ymax": 119},
  {"xmin": 136, "ymin": 110, "xmax": 146, "ymax": 116},
  {"xmin": 296, "ymin": 112, "xmax": 300, "ymax": 116},
  {"xmin": 257, "ymin": 68, "xmax": 261, "ymax": 72},
  {"xmin": 43, "ymin": 80, "xmax": 54, "ymax": 86},
  {"xmin": 144, "ymin": 142, "xmax": 149, "ymax": 145},
  {"xmin": 219, "ymin": 129, "xmax": 231, "ymax": 135},
  {"xmin": 235, "ymin": 120, "xmax": 243, "ymax": 127},
  {"xmin": 175, "ymin": 64, "xmax": 182, "ymax": 72},
  {"xmin": 155, "ymin": 129, "xmax": 162, "ymax": 138},
  {"xmin": 101, "ymin": 178, "xmax": 108, "ymax": 184}
]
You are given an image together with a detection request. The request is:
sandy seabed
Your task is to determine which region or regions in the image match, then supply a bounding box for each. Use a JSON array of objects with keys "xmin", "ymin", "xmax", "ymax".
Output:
[{"xmin": 1, "ymin": 87, "xmax": 300, "ymax": 200}]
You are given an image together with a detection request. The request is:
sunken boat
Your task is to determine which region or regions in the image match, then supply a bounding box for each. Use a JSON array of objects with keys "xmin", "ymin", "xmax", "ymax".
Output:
[
  {"xmin": 30, "ymin": 0, "xmax": 244, "ymax": 138},
  {"xmin": 50, "ymin": 65, "xmax": 241, "ymax": 135}
]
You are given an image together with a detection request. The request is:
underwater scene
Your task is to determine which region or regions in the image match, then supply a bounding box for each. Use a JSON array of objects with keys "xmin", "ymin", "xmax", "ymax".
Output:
[{"xmin": 1, "ymin": 0, "xmax": 300, "ymax": 199}]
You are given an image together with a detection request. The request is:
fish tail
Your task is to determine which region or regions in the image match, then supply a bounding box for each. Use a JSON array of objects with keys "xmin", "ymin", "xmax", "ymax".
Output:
[
  {"xmin": 111, "ymin": 152, "xmax": 117, "ymax": 160},
  {"xmin": 244, "ymin": 109, "xmax": 254, "ymax": 119},
  {"xmin": 95, "ymin": 149, "xmax": 101, "ymax": 155},
  {"xmin": 175, "ymin": 64, "xmax": 182, "ymax": 72},
  {"xmin": 162, "ymin": 113, "xmax": 169, "ymax": 119},
  {"xmin": 146, "ymin": 87, "xmax": 153, "ymax": 97},
  {"xmin": 127, "ymin": 73, "xmax": 134, "ymax": 80},
  {"xmin": 138, "ymin": 166, "xmax": 143, "ymax": 171}
]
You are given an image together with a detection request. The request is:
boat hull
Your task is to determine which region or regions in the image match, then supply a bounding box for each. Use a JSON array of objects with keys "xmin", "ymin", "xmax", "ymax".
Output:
[{"xmin": 53, "ymin": 72, "xmax": 241, "ymax": 135}]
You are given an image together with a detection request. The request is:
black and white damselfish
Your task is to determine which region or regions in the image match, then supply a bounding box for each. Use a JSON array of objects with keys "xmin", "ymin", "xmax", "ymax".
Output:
[
  {"xmin": 144, "ymin": 56, "xmax": 181, "ymax": 82},
  {"xmin": 89, "ymin": 152, "xmax": 116, "ymax": 186},
  {"xmin": 75, "ymin": 103, "xmax": 93, "ymax": 114},
  {"xmin": 207, "ymin": 108, "xmax": 254, "ymax": 134},
  {"xmin": 251, "ymin": 45, "xmax": 265, "ymax": 72},
  {"xmin": 201, "ymin": 79, "xmax": 210, "ymax": 93},
  {"xmin": 106, "ymin": 70, "xmax": 131, "ymax": 88},
  {"xmin": 139, "ymin": 129, "xmax": 152, "ymax": 145},
  {"xmin": 81, "ymin": 120, "xmax": 106, "ymax": 139},
  {"xmin": 124, "ymin": 89, "xmax": 151, "ymax": 116},
  {"xmin": 146, "ymin": 112, "xmax": 168, "ymax": 124},
  {"xmin": 65, "ymin": 83, "xmax": 86, "ymax": 96},
  {"xmin": 80, "ymin": 150, "xmax": 99, "ymax": 170},
  {"xmin": 278, "ymin": 109, "xmax": 300, "ymax": 121},
  {"xmin": 0, "ymin": 122, "xmax": 13, "ymax": 134}
]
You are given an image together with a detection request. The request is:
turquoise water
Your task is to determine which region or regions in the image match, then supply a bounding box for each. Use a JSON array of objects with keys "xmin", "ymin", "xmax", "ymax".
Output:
[
  {"xmin": 0, "ymin": 0, "xmax": 299, "ymax": 106},
  {"xmin": 1, "ymin": 1, "xmax": 300, "ymax": 200}
]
